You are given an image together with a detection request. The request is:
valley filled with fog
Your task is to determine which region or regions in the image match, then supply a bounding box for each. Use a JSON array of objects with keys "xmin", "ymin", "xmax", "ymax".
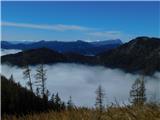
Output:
[
  {"xmin": 1, "ymin": 49, "xmax": 160, "ymax": 107},
  {"xmin": 1, "ymin": 63, "xmax": 160, "ymax": 107}
]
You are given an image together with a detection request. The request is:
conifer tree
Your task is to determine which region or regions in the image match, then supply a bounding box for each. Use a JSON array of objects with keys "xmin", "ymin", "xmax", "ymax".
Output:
[
  {"xmin": 23, "ymin": 65, "xmax": 33, "ymax": 92},
  {"xmin": 9, "ymin": 74, "xmax": 14, "ymax": 82},
  {"xmin": 36, "ymin": 87, "xmax": 40, "ymax": 97},
  {"xmin": 35, "ymin": 63, "xmax": 47, "ymax": 98},
  {"xmin": 95, "ymin": 85, "xmax": 105, "ymax": 112},
  {"xmin": 67, "ymin": 96, "xmax": 74, "ymax": 110},
  {"xmin": 55, "ymin": 93, "xmax": 61, "ymax": 105},
  {"xmin": 95, "ymin": 85, "xmax": 106, "ymax": 120},
  {"xmin": 50, "ymin": 93, "xmax": 55, "ymax": 103},
  {"xmin": 130, "ymin": 76, "xmax": 146, "ymax": 105},
  {"xmin": 55, "ymin": 93, "xmax": 61, "ymax": 111}
]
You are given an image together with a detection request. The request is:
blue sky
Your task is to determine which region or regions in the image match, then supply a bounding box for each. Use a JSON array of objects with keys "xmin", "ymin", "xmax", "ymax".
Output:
[{"xmin": 1, "ymin": 1, "xmax": 160, "ymax": 42}]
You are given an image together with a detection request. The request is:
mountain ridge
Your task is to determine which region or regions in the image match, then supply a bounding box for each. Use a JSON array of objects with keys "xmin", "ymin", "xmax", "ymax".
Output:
[
  {"xmin": 1, "ymin": 39, "xmax": 122, "ymax": 55},
  {"xmin": 98, "ymin": 37, "xmax": 160, "ymax": 74},
  {"xmin": 1, "ymin": 37, "xmax": 160, "ymax": 75}
]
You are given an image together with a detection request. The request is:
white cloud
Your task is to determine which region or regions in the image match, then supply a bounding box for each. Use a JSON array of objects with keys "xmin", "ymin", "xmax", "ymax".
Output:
[
  {"xmin": 87, "ymin": 31, "xmax": 134, "ymax": 42},
  {"xmin": 1, "ymin": 49, "xmax": 21, "ymax": 56},
  {"xmin": 1, "ymin": 21, "xmax": 134, "ymax": 42},
  {"xmin": 88, "ymin": 31, "xmax": 122, "ymax": 37},
  {"xmin": 1, "ymin": 21, "xmax": 90, "ymax": 31}
]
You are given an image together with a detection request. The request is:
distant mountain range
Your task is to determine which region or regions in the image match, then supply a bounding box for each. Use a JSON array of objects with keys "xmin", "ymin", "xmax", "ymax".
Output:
[
  {"xmin": 1, "ymin": 39, "xmax": 122, "ymax": 55},
  {"xmin": 1, "ymin": 37, "xmax": 160, "ymax": 75}
]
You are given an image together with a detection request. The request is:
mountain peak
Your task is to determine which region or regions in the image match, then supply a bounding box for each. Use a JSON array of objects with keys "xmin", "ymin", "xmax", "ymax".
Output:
[
  {"xmin": 127, "ymin": 36, "xmax": 160, "ymax": 50},
  {"xmin": 99, "ymin": 36, "xmax": 160, "ymax": 74},
  {"xmin": 76, "ymin": 40, "xmax": 85, "ymax": 42}
]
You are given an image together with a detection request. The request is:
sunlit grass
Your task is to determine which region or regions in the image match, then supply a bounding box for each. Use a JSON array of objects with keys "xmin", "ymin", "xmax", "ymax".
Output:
[{"xmin": 2, "ymin": 104, "xmax": 160, "ymax": 120}]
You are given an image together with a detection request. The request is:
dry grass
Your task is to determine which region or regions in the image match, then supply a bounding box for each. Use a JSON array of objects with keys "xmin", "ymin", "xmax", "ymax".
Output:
[{"xmin": 2, "ymin": 105, "xmax": 160, "ymax": 120}]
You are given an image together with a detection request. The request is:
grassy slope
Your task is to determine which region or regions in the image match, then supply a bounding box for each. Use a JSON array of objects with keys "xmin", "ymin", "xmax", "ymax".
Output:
[{"xmin": 2, "ymin": 105, "xmax": 160, "ymax": 120}]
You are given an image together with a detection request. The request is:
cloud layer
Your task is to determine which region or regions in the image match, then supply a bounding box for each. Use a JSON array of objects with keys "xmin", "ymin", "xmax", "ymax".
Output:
[
  {"xmin": 88, "ymin": 31, "xmax": 122, "ymax": 37},
  {"xmin": 1, "ymin": 63, "xmax": 160, "ymax": 107},
  {"xmin": 1, "ymin": 49, "xmax": 21, "ymax": 56},
  {"xmin": 2, "ymin": 21, "xmax": 134, "ymax": 42}
]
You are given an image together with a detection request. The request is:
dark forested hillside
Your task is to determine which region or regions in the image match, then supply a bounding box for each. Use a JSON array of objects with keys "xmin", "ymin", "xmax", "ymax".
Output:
[
  {"xmin": 1, "ymin": 75, "xmax": 65, "ymax": 115},
  {"xmin": 98, "ymin": 37, "xmax": 160, "ymax": 74},
  {"xmin": 1, "ymin": 75, "xmax": 44, "ymax": 115},
  {"xmin": 1, "ymin": 48, "xmax": 96, "ymax": 66},
  {"xmin": 1, "ymin": 37, "xmax": 160, "ymax": 75},
  {"xmin": 1, "ymin": 48, "xmax": 66, "ymax": 66}
]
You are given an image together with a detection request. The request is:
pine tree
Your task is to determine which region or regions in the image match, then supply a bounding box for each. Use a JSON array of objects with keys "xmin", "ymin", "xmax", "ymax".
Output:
[
  {"xmin": 50, "ymin": 93, "xmax": 55, "ymax": 103},
  {"xmin": 36, "ymin": 87, "xmax": 40, "ymax": 97},
  {"xmin": 95, "ymin": 85, "xmax": 105, "ymax": 112},
  {"xmin": 46, "ymin": 89, "xmax": 50, "ymax": 99},
  {"xmin": 49, "ymin": 93, "xmax": 56, "ymax": 110},
  {"xmin": 35, "ymin": 63, "xmax": 47, "ymax": 98},
  {"xmin": 44, "ymin": 89, "xmax": 50, "ymax": 103},
  {"xmin": 67, "ymin": 96, "xmax": 74, "ymax": 110},
  {"xmin": 55, "ymin": 93, "xmax": 61, "ymax": 111},
  {"xmin": 95, "ymin": 85, "xmax": 105, "ymax": 120},
  {"xmin": 61, "ymin": 102, "xmax": 66, "ymax": 110},
  {"xmin": 23, "ymin": 65, "xmax": 33, "ymax": 92},
  {"xmin": 9, "ymin": 74, "xmax": 14, "ymax": 82},
  {"xmin": 130, "ymin": 76, "xmax": 146, "ymax": 105},
  {"xmin": 55, "ymin": 93, "xmax": 61, "ymax": 105}
]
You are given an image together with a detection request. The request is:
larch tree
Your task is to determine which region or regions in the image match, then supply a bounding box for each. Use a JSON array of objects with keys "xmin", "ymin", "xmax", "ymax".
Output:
[
  {"xmin": 36, "ymin": 87, "xmax": 40, "ymax": 97},
  {"xmin": 55, "ymin": 93, "xmax": 62, "ymax": 111},
  {"xmin": 130, "ymin": 76, "xmax": 146, "ymax": 105},
  {"xmin": 9, "ymin": 74, "xmax": 14, "ymax": 82},
  {"xmin": 67, "ymin": 96, "xmax": 74, "ymax": 110},
  {"xmin": 35, "ymin": 63, "xmax": 47, "ymax": 98},
  {"xmin": 95, "ymin": 85, "xmax": 105, "ymax": 114},
  {"xmin": 23, "ymin": 65, "xmax": 33, "ymax": 92}
]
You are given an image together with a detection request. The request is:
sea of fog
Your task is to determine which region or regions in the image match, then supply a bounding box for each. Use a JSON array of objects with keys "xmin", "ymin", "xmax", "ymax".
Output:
[
  {"xmin": 1, "ymin": 49, "xmax": 160, "ymax": 107},
  {"xmin": 1, "ymin": 63, "xmax": 160, "ymax": 107}
]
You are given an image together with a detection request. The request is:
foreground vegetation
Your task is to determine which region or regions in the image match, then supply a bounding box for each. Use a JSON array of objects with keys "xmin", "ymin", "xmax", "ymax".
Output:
[
  {"xmin": 1, "ymin": 75, "xmax": 65, "ymax": 115},
  {"xmin": 2, "ymin": 104, "xmax": 160, "ymax": 120}
]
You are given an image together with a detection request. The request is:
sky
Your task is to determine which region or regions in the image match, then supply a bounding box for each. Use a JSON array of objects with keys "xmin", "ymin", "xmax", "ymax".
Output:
[{"xmin": 1, "ymin": 1, "xmax": 160, "ymax": 42}]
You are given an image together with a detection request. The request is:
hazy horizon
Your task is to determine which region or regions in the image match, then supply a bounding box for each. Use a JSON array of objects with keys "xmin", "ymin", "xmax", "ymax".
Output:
[{"xmin": 2, "ymin": 38, "xmax": 123, "ymax": 43}]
